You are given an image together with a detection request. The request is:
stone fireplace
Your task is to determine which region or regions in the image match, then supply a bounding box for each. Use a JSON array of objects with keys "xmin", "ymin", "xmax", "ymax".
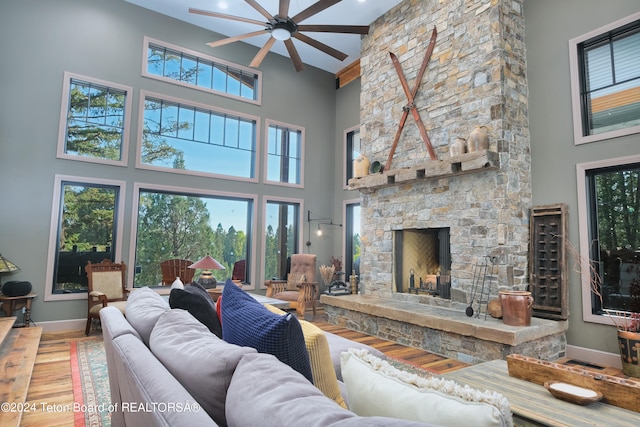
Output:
[{"xmin": 321, "ymin": 0, "xmax": 567, "ymax": 364}]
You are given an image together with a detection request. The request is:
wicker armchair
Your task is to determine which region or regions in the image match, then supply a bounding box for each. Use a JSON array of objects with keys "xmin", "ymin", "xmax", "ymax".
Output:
[{"xmin": 265, "ymin": 254, "xmax": 318, "ymax": 317}]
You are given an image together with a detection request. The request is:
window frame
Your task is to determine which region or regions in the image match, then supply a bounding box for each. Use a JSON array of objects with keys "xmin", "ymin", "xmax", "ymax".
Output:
[
  {"xmin": 264, "ymin": 119, "xmax": 305, "ymax": 188},
  {"xmin": 344, "ymin": 125, "xmax": 361, "ymax": 189},
  {"xmin": 44, "ymin": 175, "xmax": 126, "ymax": 302},
  {"xmin": 259, "ymin": 196, "xmax": 304, "ymax": 288},
  {"xmin": 142, "ymin": 37, "xmax": 262, "ymax": 106},
  {"xmin": 569, "ymin": 11, "xmax": 640, "ymax": 145},
  {"xmin": 129, "ymin": 182, "xmax": 259, "ymax": 289},
  {"xmin": 578, "ymin": 153, "xmax": 640, "ymax": 326},
  {"xmin": 57, "ymin": 72, "xmax": 133, "ymax": 166},
  {"xmin": 342, "ymin": 199, "xmax": 361, "ymax": 282},
  {"xmin": 136, "ymin": 90, "xmax": 260, "ymax": 183}
]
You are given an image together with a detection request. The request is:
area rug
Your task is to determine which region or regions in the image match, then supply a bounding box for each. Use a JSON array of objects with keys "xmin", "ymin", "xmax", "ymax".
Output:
[{"xmin": 70, "ymin": 340, "xmax": 111, "ymax": 427}]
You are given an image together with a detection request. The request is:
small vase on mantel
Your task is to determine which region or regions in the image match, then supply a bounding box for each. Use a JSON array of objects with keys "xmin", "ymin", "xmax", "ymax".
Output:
[
  {"xmin": 467, "ymin": 125, "xmax": 489, "ymax": 152},
  {"xmin": 449, "ymin": 137, "xmax": 467, "ymax": 157},
  {"xmin": 353, "ymin": 154, "xmax": 370, "ymax": 177}
]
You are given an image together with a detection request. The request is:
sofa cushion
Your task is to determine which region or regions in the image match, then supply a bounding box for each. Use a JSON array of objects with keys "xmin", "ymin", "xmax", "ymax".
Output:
[
  {"xmin": 264, "ymin": 304, "xmax": 346, "ymax": 408},
  {"xmin": 169, "ymin": 282, "xmax": 222, "ymax": 338},
  {"xmin": 324, "ymin": 330, "xmax": 386, "ymax": 381},
  {"xmin": 125, "ymin": 286, "xmax": 170, "ymax": 346},
  {"xmin": 226, "ymin": 352, "xmax": 357, "ymax": 426},
  {"xmin": 111, "ymin": 333, "xmax": 217, "ymax": 427},
  {"xmin": 220, "ymin": 279, "xmax": 313, "ymax": 383},
  {"xmin": 341, "ymin": 349, "xmax": 513, "ymax": 427},
  {"xmin": 149, "ymin": 309, "xmax": 256, "ymax": 426}
]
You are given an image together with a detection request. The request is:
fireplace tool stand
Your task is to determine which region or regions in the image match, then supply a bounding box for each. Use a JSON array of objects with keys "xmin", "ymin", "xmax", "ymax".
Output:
[{"xmin": 466, "ymin": 256, "xmax": 497, "ymax": 319}]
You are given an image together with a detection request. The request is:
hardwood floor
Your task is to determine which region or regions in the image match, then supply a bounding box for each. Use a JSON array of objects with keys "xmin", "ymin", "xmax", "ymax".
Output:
[
  {"xmin": 19, "ymin": 310, "xmax": 466, "ymax": 427},
  {"xmin": 20, "ymin": 330, "xmax": 101, "ymax": 427}
]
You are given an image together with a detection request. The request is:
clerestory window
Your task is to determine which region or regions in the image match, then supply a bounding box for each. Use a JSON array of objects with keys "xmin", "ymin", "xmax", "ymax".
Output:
[
  {"xmin": 143, "ymin": 37, "xmax": 261, "ymax": 105},
  {"xmin": 138, "ymin": 91, "xmax": 258, "ymax": 180},
  {"xmin": 569, "ymin": 13, "xmax": 640, "ymax": 144}
]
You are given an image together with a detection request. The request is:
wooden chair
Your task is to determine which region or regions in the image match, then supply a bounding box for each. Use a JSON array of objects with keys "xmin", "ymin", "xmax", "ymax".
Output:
[
  {"xmin": 85, "ymin": 259, "xmax": 128, "ymax": 335},
  {"xmin": 232, "ymin": 259, "xmax": 246, "ymax": 282},
  {"xmin": 265, "ymin": 254, "xmax": 318, "ymax": 317},
  {"xmin": 160, "ymin": 258, "xmax": 195, "ymax": 285}
]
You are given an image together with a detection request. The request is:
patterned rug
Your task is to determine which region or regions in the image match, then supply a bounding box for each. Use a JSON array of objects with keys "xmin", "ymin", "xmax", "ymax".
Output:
[{"xmin": 70, "ymin": 340, "xmax": 111, "ymax": 427}]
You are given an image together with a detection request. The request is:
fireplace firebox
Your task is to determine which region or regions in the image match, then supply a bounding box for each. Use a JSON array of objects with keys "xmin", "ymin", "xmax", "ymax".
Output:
[{"xmin": 394, "ymin": 228, "xmax": 451, "ymax": 298}]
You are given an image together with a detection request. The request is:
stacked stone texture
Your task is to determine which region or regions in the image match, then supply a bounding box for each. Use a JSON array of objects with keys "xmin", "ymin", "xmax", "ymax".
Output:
[{"xmin": 358, "ymin": 0, "xmax": 531, "ymax": 301}]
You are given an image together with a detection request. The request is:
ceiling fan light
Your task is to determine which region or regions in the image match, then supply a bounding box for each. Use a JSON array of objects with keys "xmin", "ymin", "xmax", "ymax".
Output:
[{"xmin": 271, "ymin": 27, "xmax": 291, "ymax": 41}]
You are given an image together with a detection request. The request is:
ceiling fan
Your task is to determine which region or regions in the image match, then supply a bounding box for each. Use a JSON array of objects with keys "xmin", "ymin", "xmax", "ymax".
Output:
[{"xmin": 189, "ymin": 0, "xmax": 370, "ymax": 72}]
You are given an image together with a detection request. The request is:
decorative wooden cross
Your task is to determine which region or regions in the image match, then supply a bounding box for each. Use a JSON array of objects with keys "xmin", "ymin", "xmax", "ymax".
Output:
[{"xmin": 385, "ymin": 27, "xmax": 438, "ymax": 171}]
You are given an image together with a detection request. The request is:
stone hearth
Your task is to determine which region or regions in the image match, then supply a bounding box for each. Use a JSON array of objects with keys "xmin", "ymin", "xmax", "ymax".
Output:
[{"xmin": 321, "ymin": 295, "xmax": 567, "ymax": 364}]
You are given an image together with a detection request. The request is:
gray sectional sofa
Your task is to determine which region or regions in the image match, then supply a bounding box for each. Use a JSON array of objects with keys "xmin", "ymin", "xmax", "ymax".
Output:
[
  {"xmin": 100, "ymin": 285, "xmax": 511, "ymax": 427},
  {"xmin": 99, "ymin": 287, "xmax": 434, "ymax": 427}
]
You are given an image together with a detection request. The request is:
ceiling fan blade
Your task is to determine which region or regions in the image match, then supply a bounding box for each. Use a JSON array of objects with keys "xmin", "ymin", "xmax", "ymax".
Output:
[
  {"xmin": 189, "ymin": 8, "xmax": 265, "ymax": 26},
  {"xmin": 249, "ymin": 37, "xmax": 277, "ymax": 68},
  {"xmin": 284, "ymin": 39, "xmax": 305, "ymax": 72},
  {"xmin": 297, "ymin": 24, "xmax": 369, "ymax": 34},
  {"xmin": 279, "ymin": 0, "xmax": 290, "ymax": 18},
  {"xmin": 293, "ymin": 32, "xmax": 348, "ymax": 61},
  {"xmin": 206, "ymin": 30, "xmax": 267, "ymax": 48},
  {"xmin": 292, "ymin": 0, "xmax": 341, "ymax": 24},
  {"xmin": 244, "ymin": 0, "xmax": 274, "ymax": 21}
]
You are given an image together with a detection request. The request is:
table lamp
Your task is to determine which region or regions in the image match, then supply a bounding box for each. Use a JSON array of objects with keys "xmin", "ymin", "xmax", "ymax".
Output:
[
  {"xmin": 189, "ymin": 255, "xmax": 225, "ymax": 288},
  {"xmin": 0, "ymin": 254, "xmax": 31, "ymax": 296}
]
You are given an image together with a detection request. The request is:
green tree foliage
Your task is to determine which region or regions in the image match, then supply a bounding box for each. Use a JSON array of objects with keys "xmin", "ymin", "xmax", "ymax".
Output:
[{"xmin": 60, "ymin": 185, "xmax": 116, "ymax": 251}]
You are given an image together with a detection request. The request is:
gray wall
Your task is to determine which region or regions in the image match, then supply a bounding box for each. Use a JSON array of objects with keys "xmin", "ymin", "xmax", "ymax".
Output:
[
  {"xmin": 524, "ymin": 0, "xmax": 639, "ymax": 353},
  {"xmin": 0, "ymin": 0, "xmax": 339, "ymax": 322}
]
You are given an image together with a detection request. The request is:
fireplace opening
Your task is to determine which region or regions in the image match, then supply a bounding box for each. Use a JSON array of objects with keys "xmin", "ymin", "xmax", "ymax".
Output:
[{"xmin": 394, "ymin": 228, "xmax": 451, "ymax": 298}]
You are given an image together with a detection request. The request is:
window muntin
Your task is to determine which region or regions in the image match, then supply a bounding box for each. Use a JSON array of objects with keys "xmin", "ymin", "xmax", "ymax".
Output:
[
  {"xmin": 265, "ymin": 121, "xmax": 303, "ymax": 186},
  {"xmin": 138, "ymin": 92, "xmax": 258, "ymax": 180},
  {"xmin": 143, "ymin": 37, "xmax": 261, "ymax": 105},
  {"xmin": 57, "ymin": 72, "xmax": 132, "ymax": 166},
  {"xmin": 345, "ymin": 126, "xmax": 361, "ymax": 187},
  {"xmin": 570, "ymin": 13, "xmax": 640, "ymax": 144},
  {"xmin": 45, "ymin": 175, "xmax": 125, "ymax": 301},
  {"xmin": 132, "ymin": 185, "xmax": 254, "ymax": 287},
  {"xmin": 578, "ymin": 155, "xmax": 640, "ymax": 325},
  {"xmin": 262, "ymin": 199, "xmax": 301, "ymax": 282}
]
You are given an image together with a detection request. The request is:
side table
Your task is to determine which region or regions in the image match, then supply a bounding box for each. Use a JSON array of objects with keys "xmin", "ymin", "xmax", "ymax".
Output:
[{"xmin": 0, "ymin": 292, "xmax": 37, "ymax": 327}]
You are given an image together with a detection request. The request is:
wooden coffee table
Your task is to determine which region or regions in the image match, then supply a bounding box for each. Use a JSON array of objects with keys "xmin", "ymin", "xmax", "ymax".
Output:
[{"xmin": 443, "ymin": 359, "xmax": 638, "ymax": 426}]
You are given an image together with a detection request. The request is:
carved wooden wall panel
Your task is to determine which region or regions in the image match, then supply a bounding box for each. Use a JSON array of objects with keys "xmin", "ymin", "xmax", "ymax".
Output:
[{"xmin": 529, "ymin": 204, "xmax": 568, "ymax": 320}]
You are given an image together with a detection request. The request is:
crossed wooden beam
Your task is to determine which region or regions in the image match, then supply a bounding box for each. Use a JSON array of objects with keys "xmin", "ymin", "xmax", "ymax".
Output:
[{"xmin": 385, "ymin": 27, "xmax": 438, "ymax": 171}]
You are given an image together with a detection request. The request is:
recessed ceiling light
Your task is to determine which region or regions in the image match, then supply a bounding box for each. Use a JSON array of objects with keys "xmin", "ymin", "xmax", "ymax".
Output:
[{"xmin": 218, "ymin": 1, "xmax": 228, "ymax": 9}]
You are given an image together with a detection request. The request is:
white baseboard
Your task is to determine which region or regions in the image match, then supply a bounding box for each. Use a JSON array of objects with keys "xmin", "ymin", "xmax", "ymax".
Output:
[
  {"xmin": 34, "ymin": 318, "xmax": 85, "ymax": 333},
  {"xmin": 565, "ymin": 344, "xmax": 622, "ymax": 369}
]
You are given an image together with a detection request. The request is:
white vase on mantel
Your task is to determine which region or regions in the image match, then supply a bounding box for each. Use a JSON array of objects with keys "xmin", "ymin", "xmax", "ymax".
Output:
[{"xmin": 171, "ymin": 276, "xmax": 184, "ymax": 290}]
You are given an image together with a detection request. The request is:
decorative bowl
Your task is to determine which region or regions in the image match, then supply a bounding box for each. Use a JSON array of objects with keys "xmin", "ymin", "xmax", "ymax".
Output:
[{"xmin": 544, "ymin": 381, "xmax": 603, "ymax": 405}]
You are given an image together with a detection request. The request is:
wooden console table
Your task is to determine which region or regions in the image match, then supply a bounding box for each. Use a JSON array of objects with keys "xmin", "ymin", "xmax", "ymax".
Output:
[
  {"xmin": 0, "ymin": 293, "xmax": 37, "ymax": 327},
  {"xmin": 443, "ymin": 360, "xmax": 638, "ymax": 427}
]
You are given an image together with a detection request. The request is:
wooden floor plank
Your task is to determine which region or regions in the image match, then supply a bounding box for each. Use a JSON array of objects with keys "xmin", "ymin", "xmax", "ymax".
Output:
[{"xmin": 0, "ymin": 327, "xmax": 42, "ymax": 427}]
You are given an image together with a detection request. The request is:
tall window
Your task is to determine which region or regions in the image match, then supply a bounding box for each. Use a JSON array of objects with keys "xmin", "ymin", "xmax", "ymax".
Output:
[
  {"xmin": 133, "ymin": 185, "xmax": 254, "ymax": 287},
  {"xmin": 143, "ymin": 37, "xmax": 261, "ymax": 104},
  {"xmin": 344, "ymin": 202, "xmax": 361, "ymax": 280},
  {"xmin": 263, "ymin": 199, "xmax": 301, "ymax": 281},
  {"xmin": 45, "ymin": 176, "xmax": 125, "ymax": 300},
  {"xmin": 139, "ymin": 92, "xmax": 258, "ymax": 180},
  {"xmin": 578, "ymin": 156, "xmax": 640, "ymax": 324},
  {"xmin": 265, "ymin": 121, "xmax": 303, "ymax": 186},
  {"xmin": 570, "ymin": 13, "xmax": 640, "ymax": 144},
  {"xmin": 345, "ymin": 127, "xmax": 361, "ymax": 186},
  {"xmin": 57, "ymin": 72, "xmax": 132, "ymax": 166}
]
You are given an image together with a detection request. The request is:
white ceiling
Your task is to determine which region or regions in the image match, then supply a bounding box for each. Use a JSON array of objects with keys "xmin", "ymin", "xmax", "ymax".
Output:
[{"xmin": 125, "ymin": 0, "xmax": 403, "ymax": 73}]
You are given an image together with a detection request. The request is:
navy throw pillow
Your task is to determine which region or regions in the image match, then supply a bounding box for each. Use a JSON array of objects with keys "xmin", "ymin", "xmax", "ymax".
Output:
[
  {"xmin": 169, "ymin": 282, "xmax": 222, "ymax": 338},
  {"xmin": 220, "ymin": 279, "xmax": 313, "ymax": 383}
]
